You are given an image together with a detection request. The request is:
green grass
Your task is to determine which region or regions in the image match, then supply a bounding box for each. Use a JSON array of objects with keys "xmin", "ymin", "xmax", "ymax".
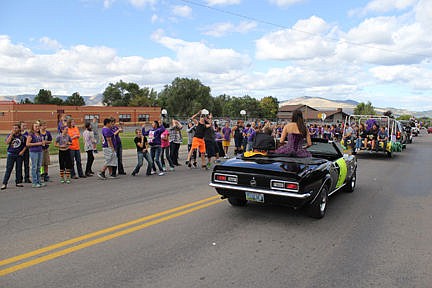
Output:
[{"xmin": 0, "ymin": 130, "xmax": 188, "ymax": 158}]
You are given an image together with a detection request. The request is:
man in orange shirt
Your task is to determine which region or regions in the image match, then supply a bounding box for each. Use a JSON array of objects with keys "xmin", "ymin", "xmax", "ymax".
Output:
[{"xmin": 67, "ymin": 118, "xmax": 86, "ymax": 179}]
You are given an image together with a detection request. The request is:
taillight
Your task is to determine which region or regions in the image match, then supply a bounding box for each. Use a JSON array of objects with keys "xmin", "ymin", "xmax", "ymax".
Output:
[
  {"xmin": 214, "ymin": 173, "xmax": 238, "ymax": 184},
  {"xmin": 397, "ymin": 131, "xmax": 401, "ymax": 139},
  {"xmin": 286, "ymin": 183, "xmax": 298, "ymax": 190},
  {"xmin": 216, "ymin": 175, "xmax": 226, "ymax": 181},
  {"xmin": 271, "ymin": 180, "xmax": 299, "ymax": 192}
]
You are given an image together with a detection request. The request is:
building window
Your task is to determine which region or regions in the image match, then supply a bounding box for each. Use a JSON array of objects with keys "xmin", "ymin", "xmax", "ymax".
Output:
[
  {"xmin": 138, "ymin": 114, "xmax": 150, "ymax": 122},
  {"xmin": 119, "ymin": 114, "xmax": 131, "ymax": 122},
  {"xmin": 84, "ymin": 114, "xmax": 100, "ymax": 121},
  {"xmin": 0, "ymin": 112, "xmax": 5, "ymax": 117}
]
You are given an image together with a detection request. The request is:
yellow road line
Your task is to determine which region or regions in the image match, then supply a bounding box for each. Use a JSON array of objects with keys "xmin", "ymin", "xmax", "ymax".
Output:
[
  {"xmin": 0, "ymin": 199, "xmax": 222, "ymax": 276},
  {"xmin": 0, "ymin": 195, "xmax": 220, "ymax": 269}
]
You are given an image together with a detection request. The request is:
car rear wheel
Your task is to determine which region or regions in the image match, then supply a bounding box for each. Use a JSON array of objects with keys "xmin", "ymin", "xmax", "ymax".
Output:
[
  {"xmin": 306, "ymin": 186, "xmax": 328, "ymax": 219},
  {"xmin": 228, "ymin": 197, "xmax": 247, "ymax": 207},
  {"xmin": 344, "ymin": 170, "xmax": 356, "ymax": 193}
]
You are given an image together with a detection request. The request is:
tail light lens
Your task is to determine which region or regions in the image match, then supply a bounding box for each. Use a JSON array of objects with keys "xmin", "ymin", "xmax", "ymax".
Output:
[
  {"xmin": 214, "ymin": 173, "xmax": 238, "ymax": 184},
  {"xmin": 271, "ymin": 180, "xmax": 299, "ymax": 192},
  {"xmin": 397, "ymin": 131, "xmax": 401, "ymax": 139}
]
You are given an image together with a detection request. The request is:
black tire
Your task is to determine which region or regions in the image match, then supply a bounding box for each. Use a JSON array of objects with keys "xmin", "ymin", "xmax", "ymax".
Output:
[
  {"xmin": 344, "ymin": 170, "xmax": 356, "ymax": 193},
  {"xmin": 306, "ymin": 186, "xmax": 328, "ymax": 219},
  {"xmin": 228, "ymin": 197, "xmax": 247, "ymax": 207}
]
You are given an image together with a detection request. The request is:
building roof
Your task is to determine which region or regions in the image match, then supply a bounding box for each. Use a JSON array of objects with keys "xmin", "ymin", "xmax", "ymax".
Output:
[{"xmin": 278, "ymin": 104, "xmax": 318, "ymax": 112}]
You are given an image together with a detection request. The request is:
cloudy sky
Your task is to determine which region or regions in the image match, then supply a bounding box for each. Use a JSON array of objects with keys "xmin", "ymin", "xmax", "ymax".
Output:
[{"xmin": 1, "ymin": 0, "xmax": 431, "ymax": 110}]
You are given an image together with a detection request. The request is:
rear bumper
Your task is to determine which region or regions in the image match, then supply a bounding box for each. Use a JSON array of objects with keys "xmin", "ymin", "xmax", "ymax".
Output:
[{"xmin": 209, "ymin": 182, "xmax": 313, "ymax": 207}]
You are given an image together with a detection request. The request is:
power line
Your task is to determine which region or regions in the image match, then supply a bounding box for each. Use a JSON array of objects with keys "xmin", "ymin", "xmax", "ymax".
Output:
[{"xmin": 178, "ymin": 0, "xmax": 431, "ymax": 60}]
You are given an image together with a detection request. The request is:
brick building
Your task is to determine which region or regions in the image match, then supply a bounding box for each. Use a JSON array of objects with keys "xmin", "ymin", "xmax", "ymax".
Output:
[{"xmin": 0, "ymin": 101, "xmax": 161, "ymax": 133}]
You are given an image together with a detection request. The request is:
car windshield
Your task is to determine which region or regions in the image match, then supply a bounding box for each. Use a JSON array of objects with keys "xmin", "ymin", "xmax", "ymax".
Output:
[{"xmin": 307, "ymin": 141, "xmax": 340, "ymax": 157}]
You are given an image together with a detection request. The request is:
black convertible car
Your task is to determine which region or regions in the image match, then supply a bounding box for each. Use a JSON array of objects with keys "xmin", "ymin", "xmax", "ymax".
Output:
[{"xmin": 209, "ymin": 138, "xmax": 357, "ymax": 219}]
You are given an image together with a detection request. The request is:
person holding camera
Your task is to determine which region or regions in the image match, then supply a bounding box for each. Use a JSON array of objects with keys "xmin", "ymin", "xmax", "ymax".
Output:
[{"xmin": 185, "ymin": 110, "xmax": 211, "ymax": 169}]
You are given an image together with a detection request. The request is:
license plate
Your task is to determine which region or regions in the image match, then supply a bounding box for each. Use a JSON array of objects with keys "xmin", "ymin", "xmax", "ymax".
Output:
[{"xmin": 245, "ymin": 191, "xmax": 264, "ymax": 203}]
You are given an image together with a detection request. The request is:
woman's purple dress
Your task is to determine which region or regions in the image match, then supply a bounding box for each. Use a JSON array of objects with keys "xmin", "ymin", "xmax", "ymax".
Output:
[{"xmin": 276, "ymin": 133, "xmax": 311, "ymax": 157}]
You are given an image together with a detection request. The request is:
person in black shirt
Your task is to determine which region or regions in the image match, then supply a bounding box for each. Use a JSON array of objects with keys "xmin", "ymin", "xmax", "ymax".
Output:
[
  {"xmin": 185, "ymin": 110, "xmax": 211, "ymax": 169},
  {"xmin": 131, "ymin": 129, "xmax": 153, "ymax": 176}
]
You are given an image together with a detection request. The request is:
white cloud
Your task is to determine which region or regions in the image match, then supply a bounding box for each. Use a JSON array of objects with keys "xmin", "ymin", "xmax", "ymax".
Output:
[
  {"xmin": 152, "ymin": 31, "xmax": 251, "ymax": 73},
  {"xmin": 172, "ymin": 5, "xmax": 192, "ymax": 18},
  {"xmin": 354, "ymin": 0, "xmax": 418, "ymax": 15},
  {"xmin": 269, "ymin": 0, "xmax": 305, "ymax": 7},
  {"xmin": 128, "ymin": 0, "xmax": 157, "ymax": 8},
  {"xmin": 255, "ymin": 16, "xmax": 335, "ymax": 60},
  {"xmin": 203, "ymin": 21, "xmax": 256, "ymax": 37},
  {"xmin": 103, "ymin": 0, "xmax": 115, "ymax": 9},
  {"xmin": 39, "ymin": 37, "xmax": 62, "ymax": 50},
  {"xmin": 206, "ymin": 0, "xmax": 241, "ymax": 6},
  {"xmin": 151, "ymin": 14, "xmax": 159, "ymax": 23},
  {"xmin": 370, "ymin": 64, "xmax": 432, "ymax": 90},
  {"xmin": 336, "ymin": 15, "xmax": 431, "ymax": 65}
]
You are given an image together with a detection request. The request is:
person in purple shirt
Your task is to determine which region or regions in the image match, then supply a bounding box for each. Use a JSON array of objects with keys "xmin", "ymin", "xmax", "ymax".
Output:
[
  {"xmin": 97, "ymin": 118, "xmax": 117, "ymax": 180},
  {"xmin": 221, "ymin": 122, "xmax": 231, "ymax": 158},
  {"xmin": 144, "ymin": 120, "xmax": 165, "ymax": 176},
  {"xmin": 57, "ymin": 114, "xmax": 67, "ymax": 134},
  {"xmin": 110, "ymin": 118, "xmax": 126, "ymax": 176},
  {"xmin": 1, "ymin": 123, "xmax": 27, "ymax": 190},
  {"xmin": 246, "ymin": 123, "xmax": 256, "ymax": 152},
  {"xmin": 26, "ymin": 121, "xmax": 46, "ymax": 188}
]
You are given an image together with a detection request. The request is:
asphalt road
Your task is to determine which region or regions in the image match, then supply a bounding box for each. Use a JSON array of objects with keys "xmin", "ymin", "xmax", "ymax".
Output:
[{"xmin": 0, "ymin": 136, "xmax": 431, "ymax": 288}]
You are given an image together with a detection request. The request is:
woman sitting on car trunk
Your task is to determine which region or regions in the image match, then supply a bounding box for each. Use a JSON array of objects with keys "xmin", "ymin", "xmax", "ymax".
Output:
[{"xmin": 276, "ymin": 109, "xmax": 312, "ymax": 157}]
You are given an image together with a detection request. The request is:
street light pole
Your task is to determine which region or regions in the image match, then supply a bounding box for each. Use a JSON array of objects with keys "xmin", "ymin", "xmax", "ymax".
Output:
[{"xmin": 240, "ymin": 110, "xmax": 246, "ymax": 122}]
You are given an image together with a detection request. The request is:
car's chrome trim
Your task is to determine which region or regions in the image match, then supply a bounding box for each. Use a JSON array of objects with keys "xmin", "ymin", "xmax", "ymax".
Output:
[{"xmin": 209, "ymin": 182, "xmax": 311, "ymax": 199}]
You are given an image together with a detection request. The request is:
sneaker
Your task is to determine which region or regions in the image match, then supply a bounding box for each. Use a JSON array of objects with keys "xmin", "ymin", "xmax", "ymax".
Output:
[
  {"xmin": 169, "ymin": 167, "xmax": 175, "ymax": 172},
  {"xmin": 1, "ymin": 185, "xmax": 6, "ymax": 190},
  {"xmin": 25, "ymin": 179, "xmax": 32, "ymax": 183},
  {"xmin": 60, "ymin": 178, "xmax": 65, "ymax": 183},
  {"xmin": 162, "ymin": 167, "xmax": 167, "ymax": 172},
  {"xmin": 32, "ymin": 183, "xmax": 41, "ymax": 188},
  {"xmin": 185, "ymin": 160, "xmax": 190, "ymax": 166},
  {"xmin": 151, "ymin": 171, "xmax": 156, "ymax": 175},
  {"xmin": 224, "ymin": 155, "xmax": 228, "ymax": 159},
  {"xmin": 131, "ymin": 172, "xmax": 136, "ymax": 176},
  {"xmin": 108, "ymin": 175, "xmax": 117, "ymax": 179},
  {"xmin": 39, "ymin": 182, "xmax": 46, "ymax": 187},
  {"xmin": 158, "ymin": 172, "xmax": 165, "ymax": 176},
  {"xmin": 97, "ymin": 172, "xmax": 106, "ymax": 180},
  {"xmin": 193, "ymin": 162, "xmax": 197, "ymax": 168},
  {"xmin": 44, "ymin": 175, "xmax": 50, "ymax": 182},
  {"xmin": 66, "ymin": 179, "xmax": 71, "ymax": 184}
]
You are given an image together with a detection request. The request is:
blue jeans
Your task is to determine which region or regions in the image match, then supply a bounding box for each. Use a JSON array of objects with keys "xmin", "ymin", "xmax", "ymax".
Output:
[
  {"xmin": 355, "ymin": 138, "xmax": 363, "ymax": 149},
  {"xmin": 161, "ymin": 146, "xmax": 174, "ymax": 169},
  {"xmin": 70, "ymin": 149, "xmax": 84, "ymax": 177},
  {"xmin": 133, "ymin": 151, "xmax": 153, "ymax": 175},
  {"xmin": 30, "ymin": 151, "xmax": 43, "ymax": 184},
  {"xmin": 150, "ymin": 146, "xmax": 163, "ymax": 172},
  {"xmin": 3, "ymin": 153, "xmax": 23, "ymax": 185}
]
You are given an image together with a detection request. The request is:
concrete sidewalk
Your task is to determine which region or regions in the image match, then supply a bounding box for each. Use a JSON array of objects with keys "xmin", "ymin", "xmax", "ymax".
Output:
[{"xmin": 0, "ymin": 144, "xmax": 216, "ymax": 174}]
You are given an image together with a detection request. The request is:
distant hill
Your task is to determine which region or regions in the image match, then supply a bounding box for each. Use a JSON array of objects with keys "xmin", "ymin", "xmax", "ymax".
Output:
[
  {"xmin": 0, "ymin": 94, "xmax": 103, "ymax": 106},
  {"xmin": 279, "ymin": 96, "xmax": 358, "ymax": 114},
  {"xmin": 279, "ymin": 96, "xmax": 432, "ymax": 118}
]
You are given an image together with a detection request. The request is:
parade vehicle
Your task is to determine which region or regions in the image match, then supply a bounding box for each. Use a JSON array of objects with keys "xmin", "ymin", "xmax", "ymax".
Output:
[
  {"xmin": 209, "ymin": 138, "xmax": 357, "ymax": 219},
  {"xmin": 343, "ymin": 115, "xmax": 403, "ymax": 158}
]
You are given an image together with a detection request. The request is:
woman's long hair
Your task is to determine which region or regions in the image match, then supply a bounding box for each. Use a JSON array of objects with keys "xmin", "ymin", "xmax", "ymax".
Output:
[{"xmin": 292, "ymin": 109, "xmax": 307, "ymax": 137}]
